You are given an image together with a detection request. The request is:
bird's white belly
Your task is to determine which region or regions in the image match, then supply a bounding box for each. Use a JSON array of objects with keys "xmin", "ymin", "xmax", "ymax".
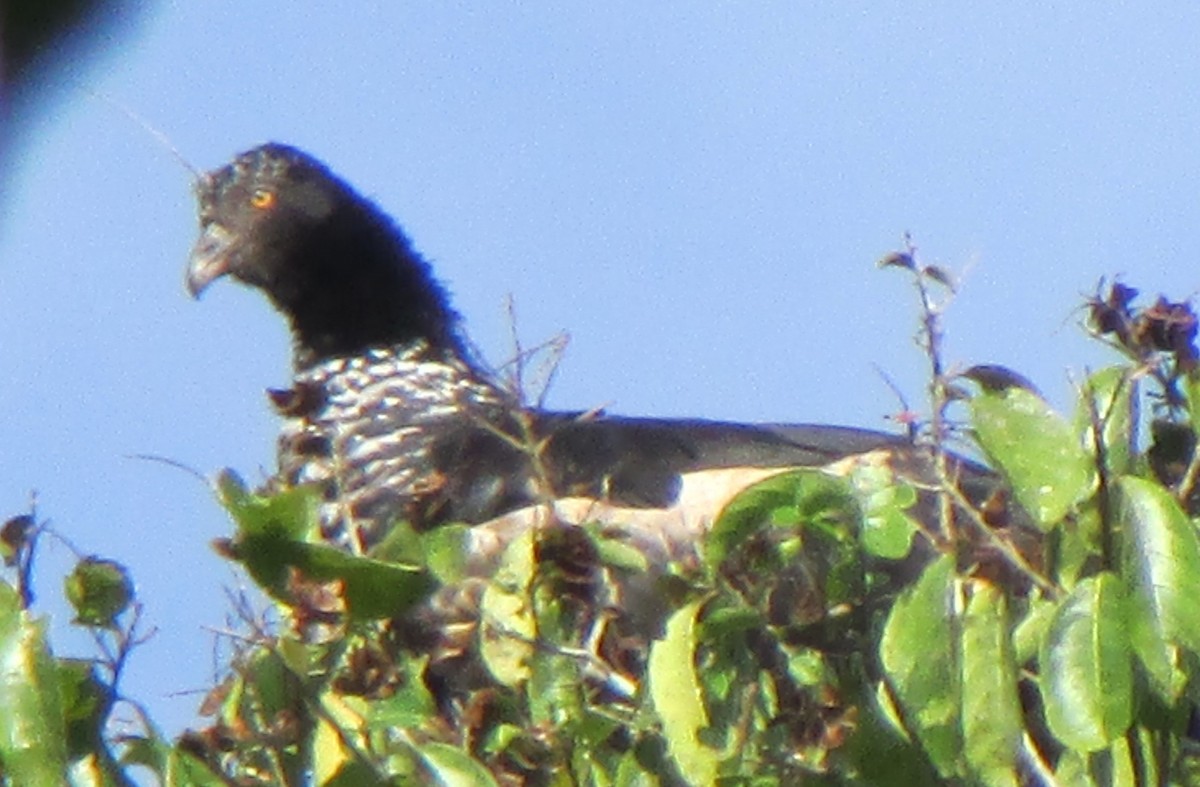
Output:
[{"xmin": 464, "ymin": 465, "xmax": 793, "ymax": 572}]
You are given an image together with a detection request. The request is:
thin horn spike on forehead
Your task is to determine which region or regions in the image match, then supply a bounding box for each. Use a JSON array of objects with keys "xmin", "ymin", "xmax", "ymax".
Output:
[{"xmin": 81, "ymin": 88, "xmax": 204, "ymax": 182}]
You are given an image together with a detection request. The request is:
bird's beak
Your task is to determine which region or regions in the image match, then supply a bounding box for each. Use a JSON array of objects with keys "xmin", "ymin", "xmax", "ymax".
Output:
[{"xmin": 186, "ymin": 223, "xmax": 235, "ymax": 298}]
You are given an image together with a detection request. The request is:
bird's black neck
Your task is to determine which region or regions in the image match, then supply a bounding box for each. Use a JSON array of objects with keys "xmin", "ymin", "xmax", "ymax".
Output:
[{"xmin": 275, "ymin": 200, "xmax": 468, "ymax": 371}]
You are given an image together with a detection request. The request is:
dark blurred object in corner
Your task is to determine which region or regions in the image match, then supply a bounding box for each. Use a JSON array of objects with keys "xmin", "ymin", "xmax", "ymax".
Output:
[{"xmin": 1, "ymin": 1, "xmax": 145, "ymax": 197}]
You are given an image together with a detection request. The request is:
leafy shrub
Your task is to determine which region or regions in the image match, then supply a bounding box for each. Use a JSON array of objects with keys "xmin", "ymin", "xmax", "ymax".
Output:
[{"xmin": 6, "ymin": 255, "xmax": 1200, "ymax": 786}]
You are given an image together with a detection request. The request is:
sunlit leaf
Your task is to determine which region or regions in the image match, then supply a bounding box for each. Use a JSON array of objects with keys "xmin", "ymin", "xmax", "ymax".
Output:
[
  {"xmin": 1075, "ymin": 366, "xmax": 1137, "ymax": 477},
  {"xmin": 878, "ymin": 556, "xmax": 960, "ymax": 775},
  {"xmin": 528, "ymin": 583, "xmax": 585, "ymax": 727},
  {"xmin": 961, "ymin": 582, "xmax": 1021, "ymax": 787},
  {"xmin": 368, "ymin": 657, "xmax": 436, "ymax": 729},
  {"xmin": 313, "ymin": 711, "xmax": 351, "ymax": 785},
  {"xmin": 216, "ymin": 469, "xmax": 320, "ymax": 541},
  {"xmin": 585, "ymin": 526, "xmax": 651, "ymax": 573},
  {"xmin": 421, "ymin": 524, "xmax": 472, "ymax": 585},
  {"xmin": 1039, "ymin": 573, "xmax": 1132, "ymax": 751},
  {"xmin": 648, "ymin": 598, "xmax": 720, "ymax": 787},
  {"xmin": 848, "ymin": 456, "xmax": 918, "ymax": 559},
  {"xmin": 707, "ymin": 471, "xmax": 812, "ymax": 567},
  {"xmin": 313, "ymin": 693, "xmax": 367, "ymax": 786},
  {"xmin": 480, "ymin": 528, "xmax": 536, "ymax": 687},
  {"xmin": 1052, "ymin": 750, "xmax": 1096, "ymax": 786},
  {"xmin": 970, "ymin": 385, "xmax": 1095, "ymax": 528},
  {"xmin": 64, "ymin": 557, "xmax": 133, "ymax": 628},
  {"xmin": 416, "ymin": 742, "xmax": 500, "ymax": 787},
  {"xmin": 0, "ymin": 582, "xmax": 67, "ymax": 786},
  {"xmin": 225, "ymin": 527, "xmax": 436, "ymax": 620},
  {"xmin": 164, "ymin": 747, "xmax": 226, "ymax": 787},
  {"xmin": 1117, "ymin": 476, "xmax": 1200, "ymax": 702},
  {"xmin": 1185, "ymin": 371, "xmax": 1200, "ymax": 440},
  {"xmin": 1011, "ymin": 596, "xmax": 1056, "ymax": 665}
]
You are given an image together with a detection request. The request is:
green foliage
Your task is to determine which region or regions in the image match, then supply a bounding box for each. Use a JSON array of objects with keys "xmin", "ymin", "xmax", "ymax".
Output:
[
  {"xmin": 0, "ymin": 582, "xmax": 69, "ymax": 786},
  {"xmin": 215, "ymin": 473, "xmax": 436, "ymax": 620},
  {"xmin": 648, "ymin": 599, "xmax": 719, "ymax": 786},
  {"xmin": 13, "ymin": 276, "xmax": 1200, "ymax": 785},
  {"xmin": 64, "ymin": 558, "xmax": 133, "ymax": 628},
  {"xmin": 0, "ymin": 519, "xmax": 208, "ymax": 786},
  {"xmin": 969, "ymin": 379, "xmax": 1096, "ymax": 529},
  {"xmin": 879, "ymin": 556, "xmax": 960, "ymax": 775},
  {"xmin": 1039, "ymin": 574, "xmax": 1132, "ymax": 751}
]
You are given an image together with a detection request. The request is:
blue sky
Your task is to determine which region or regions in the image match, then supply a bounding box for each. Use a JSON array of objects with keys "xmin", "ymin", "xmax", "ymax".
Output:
[{"xmin": 3, "ymin": 4, "xmax": 1199, "ymax": 738}]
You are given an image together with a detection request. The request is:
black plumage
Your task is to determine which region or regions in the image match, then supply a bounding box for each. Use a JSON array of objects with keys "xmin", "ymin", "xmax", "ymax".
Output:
[{"xmin": 187, "ymin": 143, "xmax": 953, "ymax": 560}]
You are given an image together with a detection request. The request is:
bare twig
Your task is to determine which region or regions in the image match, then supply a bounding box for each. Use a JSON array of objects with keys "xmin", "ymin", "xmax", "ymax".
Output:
[{"xmin": 871, "ymin": 363, "xmax": 919, "ymax": 442}]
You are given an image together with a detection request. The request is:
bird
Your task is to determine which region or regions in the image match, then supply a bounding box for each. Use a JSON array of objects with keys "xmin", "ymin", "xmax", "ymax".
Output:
[
  {"xmin": 184, "ymin": 144, "xmax": 1022, "ymax": 723},
  {"xmin": 185, "ymin": 143, "xmax": 975, "ymax": 551}
]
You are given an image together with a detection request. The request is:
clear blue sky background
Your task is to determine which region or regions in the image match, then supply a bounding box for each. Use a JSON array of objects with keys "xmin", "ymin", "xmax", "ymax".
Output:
[{"xmin": 2, "ymin": 4, "xmax": 1198, "ymax": 739}]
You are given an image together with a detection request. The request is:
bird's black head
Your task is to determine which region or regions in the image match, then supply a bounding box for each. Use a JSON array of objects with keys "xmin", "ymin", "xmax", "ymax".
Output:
[{"xmin": 187, "ymin": 143, "xmax": 465, "ymax": 369}]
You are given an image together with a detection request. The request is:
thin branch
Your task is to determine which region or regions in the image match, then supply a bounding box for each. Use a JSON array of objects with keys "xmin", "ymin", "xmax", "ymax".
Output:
[{"xmin": 945, "ymin": 483, "xmax": 1058, "ymax": 597}]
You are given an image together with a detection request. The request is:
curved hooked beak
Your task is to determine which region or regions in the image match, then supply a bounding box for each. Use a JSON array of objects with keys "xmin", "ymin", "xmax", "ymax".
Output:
[{"xmin": 185, "ymin": 222, "xmax": 236, "ymax": 298}]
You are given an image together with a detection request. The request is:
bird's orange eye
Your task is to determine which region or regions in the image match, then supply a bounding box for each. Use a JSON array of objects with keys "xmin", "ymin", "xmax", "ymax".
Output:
[{"xmin": 250, "ymin": 189, "xmax": 275, "ymax": 209}]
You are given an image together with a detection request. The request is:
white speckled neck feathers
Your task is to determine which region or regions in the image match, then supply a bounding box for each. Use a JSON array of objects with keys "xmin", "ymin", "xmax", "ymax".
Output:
[{"xmin": 274, "ymin": 341, "xmax": 510, "ymax": 548}]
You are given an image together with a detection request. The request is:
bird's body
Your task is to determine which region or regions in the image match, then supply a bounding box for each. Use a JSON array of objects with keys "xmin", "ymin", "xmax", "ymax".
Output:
[
  {"xmin": 188, "ymin": 143, "xmax": 947, "ymax": 564},
  {"xmin": 183, "ymin": 144, "xmax": 1049, "ymax": 783}
]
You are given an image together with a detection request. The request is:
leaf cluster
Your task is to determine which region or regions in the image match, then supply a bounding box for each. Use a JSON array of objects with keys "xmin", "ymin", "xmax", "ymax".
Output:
[{"xmin": 7, "ymin": 271, "xmax": 1200, "ymax": 786}]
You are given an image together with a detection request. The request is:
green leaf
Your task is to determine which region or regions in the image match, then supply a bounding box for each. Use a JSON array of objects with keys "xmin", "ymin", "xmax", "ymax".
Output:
[
  {"xmin": 365, "ymin": 518, "xmax": 425, "ymax": 563},
  {"xmin": 707, "ymin": 470, "xmax": 859, "ymax": 567},
  {"xmin": 480, "ymin": 527, "xmax": 536, "ymax": 687},
  {"xmin": 56, "ymin": 658, "xmax": 111, "ymax": 760},
  {"xmin": 1056, "ymin": 733, "xmax": 1145, "ymax": 787},
  {"xmin": 847, "ymin": 454, "xmax": 919, "ymax": 559},
  {"xmin": 648, "ymin": 598, "xmax": 720, "ymax": 787},
  {"xmin": 961, "ymin": 582, "xmax": 1021, "ymax": 787},
  {"xmin": 216, "ymin": 470, "xmax": 320, "ymax": 541},
  {"xmin": 165, "ymin": 747, "xmax": 227, "ymax": 787},
  {"xmin": 1056, "ymin": 504, "xmax": 1102, "ymax": 590},
  {"xmin": 707, "ymin": 472, "xmax": 811, "ymax": 567},
  {"xmin": 120, "ymin": 719, "xmax": 224, "ymax": 786},
  {"xmin": 584, "ymin": 525, "xmax": 650, "ymax": 573},
  {"xmin": 233, "ymin": 534, "xmax": 436, "ymax": 620},
  {"xmin": 699, "ymin": 605, "xmax": 762, "ymax": 639},
  {"xmin": 1075, "ymin": 366, "xmax": 1137, "ymax": 477},
  {"xmin": 64, "ymin": 557, "xmax": 134, "ymax": 628},
  {"xmin": 1185, "ymin": 371, "xmax": 1200, "ymax": 441},
  {"xmin": 970, "ymin": 385, "xmax": 1095, "ymax": 528},
  {"xmin": 879, "ymin": 555, "xmax": 960, "ymax": 775},
  {"xmin": 368, "ymin": 657, "xmax": 436, "ymax": 729},
  {"xmin": 416, "ymin": 742, "xmax": 501, "ymax": 787},
  {"xmin": 842, "ymin": 681, "xmax": 942, "ymax": 786},
  {"xmin": 244, "ymin": 648, "xmax": 292, "ymax": 718},
  {"xmin": 1011, "ymin": 596, "xmax": 1056, "ymax": 665},
  {"xmin": 1052, "ymin": 750, "xmax": 1096, "ymax": 786},
  {"xmin": 421, "ymin": 524, "xmax": 472, "ymax": 585},
  {"xmin": 219, "ymin": 482, "xmax": 436, "ymax": 620},
  {"xmin": 1117, "ymin": 476, "xmax": 1200, "ymax": 701},
  {"xmin": 0, "ymin": 582, "xmax": 68, "ymax": 786},
  {"xmin": 528, "ymin": 584, "xmax": 585, "ymax": 728},
  {"xmin": 1039, "ymin": 573, "xmax": 1133, "ymax": 751},
  {"xmin": 314, "ymin": 693, "xmax": 368, "ymax": 785}
]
